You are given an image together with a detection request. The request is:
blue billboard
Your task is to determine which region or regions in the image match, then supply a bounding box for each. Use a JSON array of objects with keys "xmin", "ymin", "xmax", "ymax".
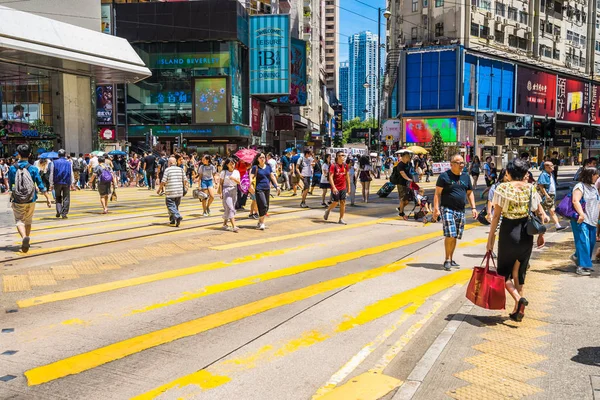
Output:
[
  {"xmin": 405, "ymin": 49, "xmax": 457, "ymax": 111},
  {"xmin": 463, "ymin": 54, "xmax": 515, "ymax": 113},
  {"xmin": 250, "ymin": 15, "xmax": 290, "ymax": 96}
]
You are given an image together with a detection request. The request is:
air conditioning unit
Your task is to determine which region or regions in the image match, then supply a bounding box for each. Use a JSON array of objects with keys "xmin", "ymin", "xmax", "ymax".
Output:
[
  {"xmin": 496, "ymin": 16, "xmax": 502, "ymax": 22},
  {"xmin": 486, "ymin": 11, "xmax": 493, "ymax": 18},
  {"xmin": 487, "ymin": 34, "xmax": 495, "ymax": 40},
  {"xmin": 526, "ymin": 26, "xmax": 532, "ymax": 32},
  {"xmin": 555, "ymin": 35, "xmax": 561, "ymax": 42},
  {"xmin": 503, "ymin": 18, "xmax": 508, "ymax": 24},
  {"xmin": 525, "ymin": 32, "xmax": 531, "ymax": 40},
  {"xmin": 471, "ymin": 5, "xmax": 477, "ymax": 12},
  {"xmin": 515, "ymin": 22, "xmax": 521, "ymax": 29}
]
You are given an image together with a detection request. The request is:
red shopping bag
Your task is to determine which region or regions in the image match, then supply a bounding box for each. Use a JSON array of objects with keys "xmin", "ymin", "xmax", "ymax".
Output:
[{"xmin": 465, "ymin": 251, "xmax": 506, "ymax": 310}]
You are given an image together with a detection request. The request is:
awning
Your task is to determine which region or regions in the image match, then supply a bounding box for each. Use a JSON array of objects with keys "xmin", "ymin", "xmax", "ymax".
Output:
[{"xmin": 0, "ymin": 6, "xmax": 151, "ymax": 83}]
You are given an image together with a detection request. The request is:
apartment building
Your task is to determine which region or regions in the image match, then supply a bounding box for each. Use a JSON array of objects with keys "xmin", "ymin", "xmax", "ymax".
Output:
[
  {"xmin": 339, "ymin": 61, "xmax": 349, "ymax": 122},
  {"xmin": 324, "ymin": 0, "xmax": 339, "ymax": 98},
  {"xmin": 348, "ymin": 31, "xmax": 380, "ymax": 121}
]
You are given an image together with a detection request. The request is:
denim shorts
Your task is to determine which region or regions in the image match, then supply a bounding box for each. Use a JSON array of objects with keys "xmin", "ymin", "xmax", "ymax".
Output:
[{"xmin": 201, "ymin": 179, "xmax": 214, "ymax": 189}]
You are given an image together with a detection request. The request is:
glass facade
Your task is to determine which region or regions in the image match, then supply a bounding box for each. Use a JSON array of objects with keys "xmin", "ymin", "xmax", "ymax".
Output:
[{"xmin": 127, "ymin": 41, "xmax": 248, "ymax": 127}]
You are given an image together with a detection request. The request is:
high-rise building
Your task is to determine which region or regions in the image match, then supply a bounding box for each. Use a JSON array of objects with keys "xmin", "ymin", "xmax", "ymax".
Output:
[
  {"xmin": 338, "ymin": 62, "xmax": 349, "ymax": 122},
  {"xmin": 348, "ymin": 31, "xmax": 379, "ymax": 121},
  {"xmin": 324, "ymin": 0, "xmax": 339, "ymax": 97}
]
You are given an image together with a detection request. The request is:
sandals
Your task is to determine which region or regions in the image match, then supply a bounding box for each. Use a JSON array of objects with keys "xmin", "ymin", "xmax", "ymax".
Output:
[{"xmin": 511, "ymin": 297, "xmax": 528, "ymax": 322}]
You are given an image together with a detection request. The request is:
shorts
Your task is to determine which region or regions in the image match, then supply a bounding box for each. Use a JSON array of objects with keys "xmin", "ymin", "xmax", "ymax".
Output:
[
  {"xmin": 485, "ymin": 177, "xmax": 494, "ymax": 187},
  {"xmin": 331, "ymin": 189, "xmax": 347, "ymax": 202},
  {"xmin": 397, "ymin": 185, "xmax": 410, "ymax": 202},
  {"xmin": 291, "ymin": 173, "xmax": 300, "ymax": 185},
  {"xmin": 542, "ymin": 194, "xmax": 556, "ymax": 212},
  {"xmin": 12, "ymin": 202, "xmax": 35, "ymax": 226},
  {"xmin": 302, "ymin": 176, "xmax": 311, "ymax": 189},
  {"xmin": 98, "ymin": 182, "xmax": 112, "ymax": 197},
  {"xmin": 319, "ymin": 182, "xmax": 331, "ymax": 189},
  {"xmin": 311, "ymin": 174, "xmax": 321, "ymax": 187},
  {"xmin": 441, "ymin": 207, "xmax": 466, "ymax": 239},
  {"xmin": 201, "ymin": 179, "xmax": 214, "ymax": 189}
]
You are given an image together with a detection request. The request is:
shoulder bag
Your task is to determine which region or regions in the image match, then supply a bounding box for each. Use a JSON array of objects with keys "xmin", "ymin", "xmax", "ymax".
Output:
[{"xmin": 526, "ymin": 185, "xmax": 547, "ymax": 235}]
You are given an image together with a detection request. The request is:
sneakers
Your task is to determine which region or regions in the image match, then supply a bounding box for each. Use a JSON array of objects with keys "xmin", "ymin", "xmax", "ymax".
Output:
[
  {"xmin": 56, "ymin": 212, "xmax": 60, "ymax": 218},
  {"xmin": 576, "ymin": 267, "xmax": 591, "ymax": 276},
  {"xmin": 207, "ymin": 208, "xmax": 211, "ymax": 216},
  {"xmin": 222, "ymin": 224, "xmax": 229, "ymax": 231},
  {"xmin": 556, "ymin": 225, "xmax": 567, "ymax": 231},
  {"xmin": 300, "ymin": 202, "xmax": 309, "ymax": 208},
  {"xmin": 231, "ymin": 227, "xmax": 239, "ymax": 233},
  {"xmin": 338, "ymin": 219, "xmax": 347, "ymax": 225},
  {"xmin": 21, "ymin": 236, "xmax": 30, "ymax": 253},
  {"xmin": 249, "ymin": 213, "xmax": 259, "ymax": 219},
  {"xmin": 257, "ymin": 223, "xmax": 266, "ymax": 230},
  {"xmin": 443, "ymin": 261, "xmax": 452, "ymax": 271},
  {"xmin": 321, "ymin": 202, "xmax": 327, "ymax": 207},
  {"xmin": 62, "ymin": 215, "xmax": 68, "ymax": 219},
  {"xmin": 450, "ymin": 260, "xmax": 460, "ymax": 267},
  {"xmin": 203, "ymin": 211, "xmax": 209, "ymax": 217},
  {"xmin": 175, "ymin": 217, "xmax": 182, "ymax": 227},
  {"xmin": 324, "ymin": 209, "xmax": 330, "ymax": 221}
]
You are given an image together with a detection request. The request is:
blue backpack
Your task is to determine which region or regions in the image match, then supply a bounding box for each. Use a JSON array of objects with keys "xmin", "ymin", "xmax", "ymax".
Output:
[{"xmin": 99, "ymin": 166, "xmax": 113, "ymax": 183}]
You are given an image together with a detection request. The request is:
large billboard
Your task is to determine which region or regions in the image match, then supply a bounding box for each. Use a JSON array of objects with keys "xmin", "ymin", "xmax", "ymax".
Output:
[
  {"xmin": 193, "ymin": 77, "xmax": 229, "ymax": 124},
  {"xmin": 404, "ymin": 118, "xmax": 458, "ymax": 145},
  {"xmin": 96, "ymin": 85, "xmax": 114, "ymax": 125},
  {"xmin": 476, "ymin": 112, "xmax": 495, "ymax": 136},
  {"xmin": 273, "ymin": 38, "xmax": 307, "ymax": 105},
  {"xmin": 557, "ymin": 77, "xmax": 589, "ymax": 123},
  {"xmin": 592, "ymin": 85, "xmax": 600, "ymax": 125},
  {"xmin": 250, "ymin": 14, "xmax": 290, "ymax": 96},
  {"xmin": 505, "ymin": 115, "xmax": 533, "ymax": 137},
  {"xmin": 516, "ymin": 67, "xmax": 556, "ymax": 117}
]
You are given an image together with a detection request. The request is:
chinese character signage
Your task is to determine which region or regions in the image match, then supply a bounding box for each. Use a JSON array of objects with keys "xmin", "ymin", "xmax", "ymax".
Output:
[
  {"xmin": 516, "ymin": 67, "xmax": 556, "ymax": 117},
  {"xmin": 251, "ymin": 98, "xmax": 262, "ymax": 134},
  {"xmin": 250, "ymin": 14, "xmax": 290, "ymax": 96},
  {"xmin": 96, "ymin": 85, "xmax": 114, "ymax": 125},
  {"xmin": 404, "ymin": 118, "xmax": 458, "ymax": 145},
  {"xmin": 556, "ymin": 77, "xmax": 589, "ymax": 123},
  {"xmin": 591, "ymin": 85, "xmax": 600, "ymax": 125},
  {"xmin": 476, "ymin": 112, "xmax": 496, "ymax": 136},
  {"xmin": 193, "ymin": 77, "xmax": 229, "ymax": 124},
  {"xmin": 149, "ymin": 53, "xmax": 230, "ymax": 69},
  {"xmin": 152, "ymin": 91, "xmax": 191, "ymax": 104},
  {"xmin": 273, "ymin": 38, "xmax": 307, "ymax": 105}
]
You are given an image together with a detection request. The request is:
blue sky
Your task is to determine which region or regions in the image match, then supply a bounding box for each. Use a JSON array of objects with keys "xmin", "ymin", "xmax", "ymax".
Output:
[{"xmin": 338, "ymin": 0, "xmax": 387, "ymax": 62}]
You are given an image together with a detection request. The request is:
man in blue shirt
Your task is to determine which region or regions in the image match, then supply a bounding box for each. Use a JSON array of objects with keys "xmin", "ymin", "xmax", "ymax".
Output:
[
  {"xmin": 290, "ymin": 148, "xmax": 301, "ymax": 196},
  {"xmin": 537, "ymin": 161, "xmax": 565, "ymax": 231},
  {"xmin": 280, "ymin": 150, "xmax": 292, "ymax": 191},
  {"xmin": 50, "ymin": 149, "xmax": 73, "ymax": 219},
  {"xmin": 8, "ymin": 144, "xmax": 51, "ymax": 253}
]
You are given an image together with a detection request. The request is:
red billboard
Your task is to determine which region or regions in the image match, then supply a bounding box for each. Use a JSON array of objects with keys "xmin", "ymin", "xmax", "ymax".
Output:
[
  {"xmin": 590, "ymin": 85, "xmax": 600, "ymax": 125},
  {"xmin": 556, "ymin": 77, "xmax": 589, "ymax": 123},
  {"xmin": 516, "ymin": 67, "xmax": 556, "ymax": 117}
]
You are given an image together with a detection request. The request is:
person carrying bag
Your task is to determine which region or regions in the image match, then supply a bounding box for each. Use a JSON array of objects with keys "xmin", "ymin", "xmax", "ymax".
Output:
[{"xmin": 466, "ymin": 251, "xmax": 505, "ymax": 310}]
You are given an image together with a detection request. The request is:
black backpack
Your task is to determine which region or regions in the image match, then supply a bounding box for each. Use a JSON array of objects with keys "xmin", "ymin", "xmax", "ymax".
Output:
[{"xmin": 390, "ymin": 164, "xmax": 401, "ymax": 185}]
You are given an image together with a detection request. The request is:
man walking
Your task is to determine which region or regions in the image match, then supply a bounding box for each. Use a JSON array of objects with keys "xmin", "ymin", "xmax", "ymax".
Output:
[
  {"xmin": 50, "ymin": 149, "xmax": 72, "ymax": 219},
  {"xmin": 551, "ymin": 151, "xmax": 560, "ymax": 181},
  {"xmin": 8, "ymin": 144, "xmax": 51, "ymax": 253},
  {"xmin": 537, "ymin": 161, "xmax": 565, "ymax": 231},
  {"xmin": 280, "ymin": 150, "xmax": 292, "ymax": 190},
  {"xmin": 144, "ymin": 152, "xmax": 157, "ymax": 190},
  {"xmin": 394, "ymin": 150, "xmax": 414, "ymax": 219},
  {"xmin": 290, "ymin": 148, "xmax": 301, "ymax": 196},
  {"xmin": 324, "ymin": 151, "xmax": 350, "ymax": 225},
  {"xmin": 298, "ymin": 149, "xmax": 314, "ymax": 208},
  {"xmin": 432, "ymin": 154, "xmax": 477, "ymax": 271},
  {"xmin": 157, "ymin": 157, "xmax": 187, "ymax": 227}
]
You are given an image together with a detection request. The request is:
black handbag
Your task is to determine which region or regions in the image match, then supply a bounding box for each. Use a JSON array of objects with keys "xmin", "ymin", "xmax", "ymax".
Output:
[
  {"xmin": 477, "ymin": 207, "xmax": 490, "ymax": 225},
  {"xmin": 526, "ymin": 185, "xmax": 546, "ymax": 235}
]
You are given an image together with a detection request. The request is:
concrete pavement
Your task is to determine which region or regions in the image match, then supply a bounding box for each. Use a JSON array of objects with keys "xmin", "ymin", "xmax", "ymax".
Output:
[{"xmin": 0, "ymin": 168, "xmax": 591, "ymax": 400}]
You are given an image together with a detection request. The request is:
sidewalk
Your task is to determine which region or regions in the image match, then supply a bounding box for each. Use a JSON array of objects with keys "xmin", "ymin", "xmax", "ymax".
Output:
[{"xmin": 389, "ymin": 229, "xmax": 600, "ymax": 400}]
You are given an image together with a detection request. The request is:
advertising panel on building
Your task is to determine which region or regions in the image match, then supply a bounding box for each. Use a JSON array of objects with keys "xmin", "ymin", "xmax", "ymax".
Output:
[
  {"xmin": 505, "ymin": 115, "xmax": 533, "ymax": 137},
  {"xmin": 382, "ymin": 119, "xmax": 401, "ymax": 141},
  {"xmin": 404, "ymin": 118, "xmax": 458, "ymax": 145},
  {"xmin": 591, "ymin": 85, "xmax": 600, "ymax": 125},
  {"xmin": 464, "ymin": 54, "xmax": 515, "ymax": 113},
  {"xmin": 193, "ymin": 77, "xmax": 230, "ymax": 124},
  {"xmin": 556, "ymin": 77, "xmax": 589, "ymax": 123},
  {"xmin": 250, "ymin": 14, "xmax": 290, "ymax": 96},
  {"xmin": 404, "ymin": 49, "xmax": 457, "ymax": 111},
  {"xmin": 516, "ymin": 67, "xmax": 556, "ymax": 117},
  {"xmin": 274, "ymin": 38, "xmax": 307, "ymax": 105},
  {"xmin": 96, "ymin": 85, "xmax": 114, "ymax": 125},
  {"xmin": 476, "ymin": 112, "xmax": 495, "ymax": 136},
  {"xmin": 101, "ymin": 4, "xmax": 112, "ymax": 34}
]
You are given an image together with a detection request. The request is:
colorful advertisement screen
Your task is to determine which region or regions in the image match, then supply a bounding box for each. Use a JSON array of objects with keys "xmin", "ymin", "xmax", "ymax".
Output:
[
  {"xmin": 591, "ymin": 85, "xmax": 600, "ymax": 125},
  {"xmin": 516, "ymin": 67, "xmax": 556, "ymax": 117},
  {"xmin": 96, "ymin": 85, "xmax": 114, "ymax": 125},
  {"xmin": 193, "ymin": 78, "xmax": 229, "ymax": 124},
  {"xmin": 557, "ymin": 77, "xmax": 589, "ymax": 123},
  {"xmin": 405, "ymin": 118, "xmax": 458, "ymax": 144},
  {"xmin": 273, "ymin": 38, "xmax": 307, "ymax": 105}
]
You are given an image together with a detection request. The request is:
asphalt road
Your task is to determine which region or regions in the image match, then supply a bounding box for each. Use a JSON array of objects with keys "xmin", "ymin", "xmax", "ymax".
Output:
[{"xmin": 0, "ymin": 167, "xmax": 586, "ymax": 400}]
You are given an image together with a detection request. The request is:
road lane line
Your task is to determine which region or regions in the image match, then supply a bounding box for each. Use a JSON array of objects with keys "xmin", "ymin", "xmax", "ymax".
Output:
[
  {"xmin": 132, "ymin": 270, "xmax": 471, "ymax": 400},
  {"xmin": 24, "ymin": 258, "xmax": 414, "ymax": 386}
]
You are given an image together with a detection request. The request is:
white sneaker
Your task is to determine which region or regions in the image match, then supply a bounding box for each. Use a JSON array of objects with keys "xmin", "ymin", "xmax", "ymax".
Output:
[
  {"xmin": 338, "ymin": 219, "xmax": 347, "ymax": 225},
  {"xmin": 576, "ymin": 267, "xmax": 591, "ymax": 276},
  {"xmin": 257, "ymin": 223, "xmax": 266, "ymax": 230}
]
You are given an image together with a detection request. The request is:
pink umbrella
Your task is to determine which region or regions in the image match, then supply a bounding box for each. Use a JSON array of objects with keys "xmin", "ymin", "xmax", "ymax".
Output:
[{"xmin": 235, "ymin": 148, "xmax": 258, "ymax": 164}]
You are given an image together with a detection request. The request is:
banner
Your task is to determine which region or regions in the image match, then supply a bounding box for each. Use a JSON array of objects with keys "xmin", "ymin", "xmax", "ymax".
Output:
[
  {"xmin": 556, "ymin": 77, "xmax": 589, "ymax": 123},
  {"xmin": 516, "ymin": 67, "xmax": 556, "ymax": 117},
  {"xmin": 476, "ymin": 112, "xmax": 495, "ymax": 136},
  {"xmin": 432, "ymin": 162, "xmax": 451, "ymax": 174},
  {"xmin": 382, "ymin": 119, "xmax": 401, "ymax": 141},
  {"xmin": 505, "ymin": 115, "xmax": 533, "ymax": 137},
  {"xmin": 99, "ymin": 127, "xmax": 115, "ymax": 141},
  {"xmin": 250, "ymin": 14, "xmax": 290, "ymax": 95},
  {"xmin": 273, "ymin": 38, "xmax": 307, "ymax": 105},
  {"xmin": 251, "ymin": 98, "xmax": 262, "ymax": 133},
  {"xmin": 193, "ymin": 77, "xmax": 229, "ymax": 124},
  {"xmin": 101, "ymin": 4, "xmax": 112, "ymax": 34},
  {"xmin": 404, "ymin": 118, "xmax": 458, "ymax": 145},
  {"xmin": 96, "ymin": 85, "xmax": 114, "ymax": 125}
]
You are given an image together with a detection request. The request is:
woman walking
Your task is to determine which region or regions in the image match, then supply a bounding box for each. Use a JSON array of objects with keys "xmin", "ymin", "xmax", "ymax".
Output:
[
  {"xmin": 197, "ymin": 155, "xmax": 218, "ymax": 216},
  {"xmin": 219, "ymin": 158, "xmax": 241, "ymax": 232},
  {"xmin": 469, "ymin": 156, "xmax": 481, "ymax": 190},
  {"xmin": 89, "ymin": 156, "xmax": 116, "ymax": 214},
  {"xmin": 310, "ymin": 155, "xmax": 322, "ymax": 196},
  {"xmin": 486, "ymin": 159, "xmax": 549, "ymax": 322},
  {"xmin": 320, "ymin": 154, "xmax": 332, "ymax": 207},
  {"xmin": 249, "ymin": 152, "xmax": 280, "ymax": 230},
  {"xmin": 347, "ymin": 157, "xmax": 357, "ymax": 206},
  {"xmin": 357, "ymin": 155, "xmax": 375, "ymax": 203},
  {"xmin": 570, "ymin": 167, "xmax": 600, "ymax": 276}
]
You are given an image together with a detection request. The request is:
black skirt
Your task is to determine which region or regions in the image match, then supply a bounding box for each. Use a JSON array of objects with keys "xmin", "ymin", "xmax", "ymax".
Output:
[{"xmin": 497, "ymin": 217, "xmax": 533, "ymax": 285}]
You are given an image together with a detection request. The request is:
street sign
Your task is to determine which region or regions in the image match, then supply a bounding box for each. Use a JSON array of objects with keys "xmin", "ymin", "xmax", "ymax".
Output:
[{"xmin": 351, "ymin": 128, "xmax": 370, "ymax": 139}]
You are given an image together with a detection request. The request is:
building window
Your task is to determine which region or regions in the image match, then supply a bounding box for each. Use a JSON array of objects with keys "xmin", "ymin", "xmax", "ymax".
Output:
[
  {"xmin": 480, "ymin": 0, "xmax": 491, "ymax": 10},
  {"xmin": 435, "ymin": 0, "xmax": 443, "ymax": 7},
  {"xmin": 596, "ymin": 62, "xmax": 600, "ymax": 74},
  {"xmin": 519, "ymin": 11, "xmax": 528, "ymax": 24},
  {"xmin": 494, "ymin": 30, "xmax": 504, "ymax": 42},
  {"xmin": 326, "ymin": 17, "xmax": 334, "ymax": 21},
  {"xmin": 554, "ymin": 26, "xmax": 561, "ymax": 36},
  {"xmin": 554, "ymin": 49, "xmax": 560, "ymax": 60},
  {"xmin": 596, "ymin": 41, "xmax": 600, "ymax": 52},
  {"xmin": 580, "ymin": 35, "xmax": 587, "ymax": 46},
  {"xmin": 423, "ymin": 0, "xmax": 428, "ymax": 6},
  {"xmin": 540, "ymin": 45, "xmax": 552, "ymax": 57},
  {"xmin": 540, "ymin": 0, "xmax": 545, "ymax": 9},
  {"xmin": 435, "ymin": 22, "xmax": 444, "ymax": 37},
  {"xmin": 554, "ymin": 1, "xmax": 562, "ymax": 13},
  {"xmin": 583, "ymin": 11, "xmax": 587, "ymax": 23},
  {"xmin": 508, "ymin": 7, "xmax": 517, "ymax": 21},
  {"xmin": 545, "ymin": 22, "xmax": 553, "ymax": 34},
  {"xmin": 495, "ymin": 2, "xmax": 505, "ymax": 16},
  {"xmin": 412, "ymin": 0, "xmax": 418, "ymax": 12},
  {"xmin": 411, "ymin": 27, "xmax": 418, "ymax": 39},
  {"xmin": 471, "ymin": 22, "xmax": 480, "ymax": 37},
  {"xmin": 508, "ymin": 34, "xmax": 517, "ymax": 47},
  {"xmin": 480, "ymin": 25, "xmax": 490, "ymax": 37}
]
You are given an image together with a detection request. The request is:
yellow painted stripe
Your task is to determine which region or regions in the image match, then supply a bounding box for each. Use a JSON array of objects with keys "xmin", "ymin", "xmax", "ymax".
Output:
[
  {"xmin": 25, "ymin": 258, "xmax": 412, "ymax": 386},
  {"xmin": 317, "ymin": 372, "xmax": 401, "ymax": 400}
]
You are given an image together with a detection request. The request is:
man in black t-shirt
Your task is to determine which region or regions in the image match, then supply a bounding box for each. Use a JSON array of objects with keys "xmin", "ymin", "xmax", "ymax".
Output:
[
  {"xmin": 433, "ymin": 154, "xmax": 477, "ymax": 271},
  {"xmin": 144, "ymin": 153, "xmax": 157, "ymax": 190},
  {"xmin": 395, "ymin": 151, "xmax": 414, "ymax": 219},
  {"xmin": 551, "ymin": 151, "xmax": 559, "ymax": 181}
]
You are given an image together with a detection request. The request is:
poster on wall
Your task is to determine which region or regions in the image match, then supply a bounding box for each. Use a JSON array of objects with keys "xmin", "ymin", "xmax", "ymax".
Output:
[
  {"xmin": 99, "ymin": 127, "xmax": 115, "ymax": 141},
  {"xmin": 516, "ymin": 67, "xmax": 556, "ymax": 117},
  {"xmin": 476, "ymin": 112, "xmax": 495, "ymax": 136},
  {"xmin": 273, "ymin": 38, "xmax": 307, "ymax": 105},
  {"xmin": 96, "ymin": 85, "xmax": 114, "ymax": 125},
  {"xmin": 101, "ymin": 4, "xmax": 112, "ymax": 34},
  {"xmin": 193, "ymin": 77, "xmax": 229, "ymax": 124},
  {"xmin": 591, "ymin": 85, "xmax": 600, "ymax": 125},
  {"xmin": 556, "ymin": 77, "xmax": 589, "ymax": 123},
  {"xmin": 251, "ymin": 98, "xmax": 263, "ymax": 135},
  {"xmin": 382, "ymin": 119, "xmax": 401, "ymax": 141},
  {"xmin": 505, "ymin": 115, "xmax": 533, "ymax": 137},
  {"xmin": 404, "ymin": 118, "xmax": 458, "ymax": 145},
  {"xmin": 249, "ymin": 14, "xmax": 290, "ymax": 96}
]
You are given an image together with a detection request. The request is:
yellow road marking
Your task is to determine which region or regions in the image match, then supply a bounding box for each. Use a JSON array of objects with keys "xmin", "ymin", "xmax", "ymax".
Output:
[
  {"xmin": 130, "ymin": 371, "xmax": 231, "ymax": 400},
  {"xmin": 24, "ymin": 258, "xmax": 413, "ymax": 386},
  {"xmin": 317, "ymin": 372, "xmax": 402, "ymax": 400}
]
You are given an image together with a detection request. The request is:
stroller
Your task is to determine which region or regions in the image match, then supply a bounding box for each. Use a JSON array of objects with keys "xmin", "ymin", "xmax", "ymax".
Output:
[{"xmin": 406, "ymin": 182, "xmax": 431, "ymax": 222}]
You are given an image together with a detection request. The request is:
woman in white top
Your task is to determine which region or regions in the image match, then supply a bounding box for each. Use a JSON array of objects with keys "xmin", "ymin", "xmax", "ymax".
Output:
[
  {"xmin": 319, "ymin": 154, "xmax": 332, "ymax": 207},
  {"xmin": 219, "ymin": 158, "xmax": 241, "ymax": 232},
  {"xmin": 357, "ymin": 155, "xmax": 375, "ymax": 203},
  {"xmin": 571, "ymin": 167, "xmax": 600, "ymax": 275}
]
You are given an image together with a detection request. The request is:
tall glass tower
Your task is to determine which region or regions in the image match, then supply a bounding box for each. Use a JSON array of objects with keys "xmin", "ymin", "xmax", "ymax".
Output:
[
  {"xmin": 348, "ymin": 31, "xmax": 379, "ymax": 121},
  {"xmin": 338, "ymin": 61, "xmax": 349, "ymax": 123}
]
